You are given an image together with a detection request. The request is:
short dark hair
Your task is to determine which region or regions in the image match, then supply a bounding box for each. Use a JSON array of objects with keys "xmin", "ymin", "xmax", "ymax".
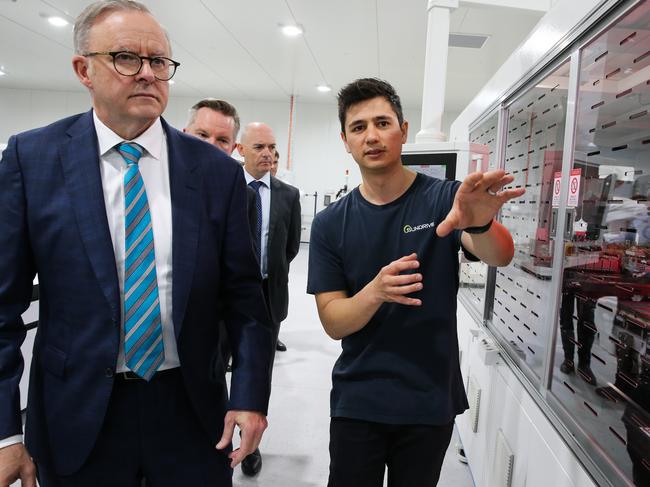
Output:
[
  {"xmin": 188, "ymin": 99, "xmax": 241, "ymax": 138},
  {"xmin": 337, "ymin": 78, "xmax": 404, "ymax": 133}
]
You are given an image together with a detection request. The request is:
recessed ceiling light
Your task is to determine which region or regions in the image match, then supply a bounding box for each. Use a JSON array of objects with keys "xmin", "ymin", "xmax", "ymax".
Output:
[
  {"xmin": 281, "ymin": 25, "xmax": 303, "ymax": 37},
  {"xmin": 168, "ymin": 80, "xmax": 175, "ymax": 85},
  {"xmin": 48, "ymin": 16, "xmax": 69, "ymax": 27},
  {"xmin": 317, "ymin": 84, "xmax": 331, "ymax": 93},
  {"xmin": 0, "ymin": 69, "xmax": 6, "ymax": 77}
]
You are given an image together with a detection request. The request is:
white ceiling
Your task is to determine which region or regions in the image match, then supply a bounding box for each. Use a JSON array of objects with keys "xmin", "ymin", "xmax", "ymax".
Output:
[{"xmin": 0, "ymin": 0, "xmax": 546, "ymax": 111}]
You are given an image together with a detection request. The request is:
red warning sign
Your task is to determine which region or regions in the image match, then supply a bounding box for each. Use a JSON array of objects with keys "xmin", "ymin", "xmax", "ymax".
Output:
[{"xmin": 567, "ymin": 168, "xmax": 581, "ymax": 207}]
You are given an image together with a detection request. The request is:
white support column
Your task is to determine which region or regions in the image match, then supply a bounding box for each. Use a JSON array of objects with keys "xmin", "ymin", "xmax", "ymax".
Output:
[{"xmin": 416, "ymin": 0, "xmax": 458, "ymax": 144}]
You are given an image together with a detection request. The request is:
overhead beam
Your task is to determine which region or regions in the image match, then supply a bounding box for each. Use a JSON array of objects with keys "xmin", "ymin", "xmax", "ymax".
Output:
[{"xmin": 460, "ymin": 0, "xmax": 551, "ymax": 12}]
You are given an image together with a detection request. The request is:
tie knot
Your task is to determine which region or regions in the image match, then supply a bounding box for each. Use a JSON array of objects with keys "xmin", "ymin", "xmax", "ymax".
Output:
[
  {"xmin": 117, "ymin": 142, "xmax": 145, "ymax": 166},
  {"xmin": 249, "ymin": 180, "xmax": 265, "ymax": 191}
]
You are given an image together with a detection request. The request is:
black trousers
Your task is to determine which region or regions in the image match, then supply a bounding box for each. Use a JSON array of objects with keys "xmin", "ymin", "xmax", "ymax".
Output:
[
  {"xmin": 559, "ymin": 289, "xmax": 596, "ymax": 366},
  {"xmin": 328, "ymin": 417, "xmax": 454, "ymax": 487},
  {"xmin": 37, "ymin": 369, "xmax": 232, "ymax": 487}
]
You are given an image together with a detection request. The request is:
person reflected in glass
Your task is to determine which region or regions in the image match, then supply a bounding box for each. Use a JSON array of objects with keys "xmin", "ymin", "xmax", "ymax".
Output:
[{"xmin": 558, "ymin": 279, "xmax": 598, "ymax": 385}]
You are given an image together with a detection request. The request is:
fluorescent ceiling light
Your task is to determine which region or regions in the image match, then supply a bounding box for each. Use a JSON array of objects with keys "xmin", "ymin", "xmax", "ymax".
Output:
[
  {"xmin": 317, "ymin": 84, "xmax": 331, "ymax": 93},
  {"xmin": 168, "ymin": 80, "xmax": 175, "ymax": 85},
  {"xmin": 281, "ymin": 25, "xmax": 303, "ymax": 37},
  {"xmin": 0, "ymin": 70, "xmax": 5, "ymax": 77},
  {"xmin": 48, "ymin": 16, "xmax": 69, "ymax": 27}
]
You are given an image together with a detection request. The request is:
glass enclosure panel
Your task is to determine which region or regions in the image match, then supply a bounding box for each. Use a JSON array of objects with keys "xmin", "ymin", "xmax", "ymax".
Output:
[
  {"xmin": 462, "ymin": 113, "xmax": 499, "ymax": 317},
  {"xmin": 491, "ymin": 61, "xmax": 571, "ymax": 383},
  {"xmin": 469, "ymin": 114, "xmax": 499, "ymax": 173},
  {"xmin": 550, "ymin": 3, "xmax": 650, "ymax": 485}
]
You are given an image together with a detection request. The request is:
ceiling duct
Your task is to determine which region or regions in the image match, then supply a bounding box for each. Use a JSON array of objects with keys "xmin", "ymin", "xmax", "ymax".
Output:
[{"xmin": 449, "ymin": 33, "xmax": 489, "ymax": 49}]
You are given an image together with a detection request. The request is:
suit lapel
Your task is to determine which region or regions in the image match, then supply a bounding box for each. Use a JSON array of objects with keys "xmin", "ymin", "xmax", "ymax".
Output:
[
  {"xmin": 59, "ymin": 114, "xmax": 201, "ymax": 334},
  {"xmin": 268, "ymin": 176, "xmax": 281, "ymax": 249},
  {"xmin": 164, "ymin": 119, "xmax": 200, "ymax": 338},
  {"xmin": 60, "ymin": 110, "xmax": 120, "ymax": 321}
]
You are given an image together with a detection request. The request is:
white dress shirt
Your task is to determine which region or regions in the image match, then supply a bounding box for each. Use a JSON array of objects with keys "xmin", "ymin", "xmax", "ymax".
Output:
[
  {"xmin": 244, "ymin": 170, "xmax": 271, "ymax": 278},
  {"xmin": 94, "ymin": 112, "xmax": 179, "ymax": 373},
  {"xmin": 0, "ymin": 113, "xmax": 181, "ymax": 451}
]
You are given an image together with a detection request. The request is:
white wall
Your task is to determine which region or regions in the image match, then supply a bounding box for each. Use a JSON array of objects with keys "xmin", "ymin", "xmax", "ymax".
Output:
[
  {"xmin": 0, "ymin": 86, "xmax": 421, "ymax": 211},
  {"xmin": 442, "ymin": 110, "xmax": 460, "ymax": 140}
]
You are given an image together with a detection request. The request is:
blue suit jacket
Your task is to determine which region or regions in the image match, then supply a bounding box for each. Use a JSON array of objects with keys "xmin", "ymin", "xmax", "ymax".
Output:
[{"xmin": 0, "ymin": 111, "xmax": 274, "ymax": 475}]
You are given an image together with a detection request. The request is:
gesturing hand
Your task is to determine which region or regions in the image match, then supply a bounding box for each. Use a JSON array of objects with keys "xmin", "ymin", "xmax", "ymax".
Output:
[
  {"xmin": 436, "ymin": 170, "xmax": 525, "ymax": 238},
  {"xmin": 369, "ymin": 253, "xmax": 423, "ymax": 306}
]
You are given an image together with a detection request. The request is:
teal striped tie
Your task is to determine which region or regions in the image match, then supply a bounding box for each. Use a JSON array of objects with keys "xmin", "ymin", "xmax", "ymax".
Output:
[{"xmin": 118, "ymin": 142, "xmax": 164, "ymax": 381}]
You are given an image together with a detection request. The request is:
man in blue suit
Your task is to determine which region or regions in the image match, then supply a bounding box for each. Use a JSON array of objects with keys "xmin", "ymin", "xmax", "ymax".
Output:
[{"xmin": 0, "ymin": 1, "xmax": 273, "ymax": 486}]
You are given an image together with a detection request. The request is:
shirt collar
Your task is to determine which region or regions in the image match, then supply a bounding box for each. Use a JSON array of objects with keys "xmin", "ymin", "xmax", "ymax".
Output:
[
  {"xmin": 244, "ymin": 168, "xmax": 271, "ymax": 188},
  {"xmin": 93, "ymin": 110, "xmax": 164, "ymax": 161}
]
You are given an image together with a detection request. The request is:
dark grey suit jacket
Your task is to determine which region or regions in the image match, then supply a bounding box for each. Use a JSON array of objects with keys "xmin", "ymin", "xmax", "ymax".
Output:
[{"xmin": 266, "ymin": 176, "xmax": 301, "ymax": 323}]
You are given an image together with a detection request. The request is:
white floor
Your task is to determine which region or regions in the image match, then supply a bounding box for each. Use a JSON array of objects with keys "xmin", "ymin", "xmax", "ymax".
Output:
[{"xmin": 232, "ymin": 243, "xmax": 475, "ymax": 486}]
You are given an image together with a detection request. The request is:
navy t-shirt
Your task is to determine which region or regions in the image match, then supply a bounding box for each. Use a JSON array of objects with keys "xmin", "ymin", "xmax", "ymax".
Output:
[{"xmin": 307, "ymin": 173, "xmax": 470, "ymax": 425}]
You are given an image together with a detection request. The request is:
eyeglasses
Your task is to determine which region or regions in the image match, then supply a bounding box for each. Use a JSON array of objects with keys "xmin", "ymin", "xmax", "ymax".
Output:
[{"xmin": 83, "ymin": 51, "xmax": 180, "ymax": 81}]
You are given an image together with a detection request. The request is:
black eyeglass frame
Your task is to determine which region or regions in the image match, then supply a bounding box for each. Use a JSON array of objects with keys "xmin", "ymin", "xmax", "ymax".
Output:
[{"xmin": 83, "ymin": 51, "xmax": 180, "ymax": 81}]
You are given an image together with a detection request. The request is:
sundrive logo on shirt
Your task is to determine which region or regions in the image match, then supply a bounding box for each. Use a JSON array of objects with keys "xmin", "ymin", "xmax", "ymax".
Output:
[{"xmin": 403, "ymin": 221, "xmax": 436, "ymax": 234}]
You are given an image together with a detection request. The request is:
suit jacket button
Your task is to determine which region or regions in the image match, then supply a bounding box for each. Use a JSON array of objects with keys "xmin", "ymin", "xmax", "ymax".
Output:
[{"xmin": 105, "ymin": 367, "xmax": 114, "ymax": 378}]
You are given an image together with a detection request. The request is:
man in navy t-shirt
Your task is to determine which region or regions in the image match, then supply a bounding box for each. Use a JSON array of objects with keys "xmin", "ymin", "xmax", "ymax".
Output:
[{"xmin": 307, "ymin": 78, "xmax": 525, "ymax": 487}]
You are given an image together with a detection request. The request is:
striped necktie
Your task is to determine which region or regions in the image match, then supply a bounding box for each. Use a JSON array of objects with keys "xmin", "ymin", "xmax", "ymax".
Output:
[{"xmin": 117, "ymin": 142, "xmax": 164, "ymax": 381}]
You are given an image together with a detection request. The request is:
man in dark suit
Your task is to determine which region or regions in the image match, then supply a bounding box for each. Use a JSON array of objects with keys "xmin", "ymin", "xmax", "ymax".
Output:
[
  {"xmin": 184, "ymin": 98, "xmax": 258, "ymax": 373},
  {"xmin": 236, "ymin": 122, "xmax": 301, "ymax": 476},
  {"xmin": 183, "ymin": 98, "xmax": 258, "ymax": 242},
  {"xmin": 183, "ymin": 99, "xmax": 240, "ymax": 156},
  {"xmin": 0, "ymin": 2, "xmax": 273, "ymax": 486}
]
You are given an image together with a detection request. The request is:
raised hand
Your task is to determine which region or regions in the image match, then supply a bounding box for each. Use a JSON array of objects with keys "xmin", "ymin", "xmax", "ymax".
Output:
[{"xmin": 436, "ymin": 170, "xmax": 525, "ymax": 238}]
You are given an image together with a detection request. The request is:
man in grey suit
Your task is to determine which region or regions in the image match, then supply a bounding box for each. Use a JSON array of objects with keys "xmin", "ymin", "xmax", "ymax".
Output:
[{"xmin": 237, "ymin": 123, "xmax": 301, "ymax": 476}]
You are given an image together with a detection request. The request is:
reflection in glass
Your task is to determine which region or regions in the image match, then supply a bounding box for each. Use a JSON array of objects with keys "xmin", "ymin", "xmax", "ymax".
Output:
[
  {"xmin": 490, "ymin": 61, "xmax": 571, "ymax": 383},
  {"xmin": 462, "ymin": 114, "xmax": 499, "ymax": 316},
  {"xmin": 549, "ymin": 3, "xmax": 650, "ymax": 485}
]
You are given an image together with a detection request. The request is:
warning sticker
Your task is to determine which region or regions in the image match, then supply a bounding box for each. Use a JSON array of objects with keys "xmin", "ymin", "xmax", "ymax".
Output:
[{"xmin": 567, "ymin": 168, "xmax": 581, "ymax": 208}]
